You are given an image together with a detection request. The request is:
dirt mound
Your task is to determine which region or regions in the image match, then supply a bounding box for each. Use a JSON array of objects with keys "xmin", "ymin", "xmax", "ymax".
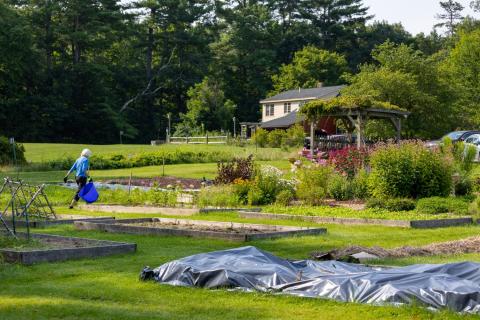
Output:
[{"xmin": 311, "ymin": 237, "xmax": 480, "ymax": 260}]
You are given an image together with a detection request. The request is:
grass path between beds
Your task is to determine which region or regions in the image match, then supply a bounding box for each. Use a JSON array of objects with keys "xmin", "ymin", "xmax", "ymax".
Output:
[{"xmin": 2, "ymin": 221, "xmax": 480, "ymax": 319}]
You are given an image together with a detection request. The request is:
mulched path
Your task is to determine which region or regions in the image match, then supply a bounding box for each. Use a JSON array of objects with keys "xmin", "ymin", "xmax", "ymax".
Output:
[
  {"xmin": 103, "ymin": 176, "xmax": 204, "ymax": 189},
  {"xmin": 311, "ymin": 236, "xmax": 480, "ymax": 259}
]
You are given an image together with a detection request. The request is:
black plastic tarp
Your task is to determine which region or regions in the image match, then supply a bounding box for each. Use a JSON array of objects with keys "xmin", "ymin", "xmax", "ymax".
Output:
[{"xmin": 141, "ymin": 246, "xmax": 480, "ymax": 313}]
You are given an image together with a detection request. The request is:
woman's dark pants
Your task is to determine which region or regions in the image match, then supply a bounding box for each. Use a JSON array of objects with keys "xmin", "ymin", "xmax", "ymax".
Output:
[{"xmin": 74, "ymin": 176, "xmax": 87, "ymax": 201}]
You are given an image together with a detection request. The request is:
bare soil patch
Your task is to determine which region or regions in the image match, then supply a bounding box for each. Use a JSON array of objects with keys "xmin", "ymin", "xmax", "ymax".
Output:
[
  {"xmin": 129, "ymin": 221, "xmax": 279, "ymax": 234},
  {"xmin": 0, "ymin": 235, "xmax": 105, "ymax": 251}
]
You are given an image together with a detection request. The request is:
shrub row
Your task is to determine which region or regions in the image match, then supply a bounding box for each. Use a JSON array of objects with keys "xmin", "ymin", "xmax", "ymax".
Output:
[
  {"xmin": 252, "ymin": 125, "xmax": 305, "ymax": 148},
  {"xmin": 39, "ymin": 150, "xmax": 239, "ymax": 171},
  {"xmin": 42, "ymin": 185, "xmax": 183, "ymax": 207},
  {"xmin": 368, "ymin": 141, "xmax": 453, "ymax": 199}
]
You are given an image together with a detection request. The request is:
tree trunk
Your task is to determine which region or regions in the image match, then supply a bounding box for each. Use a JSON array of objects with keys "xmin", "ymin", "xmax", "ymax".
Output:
[
  {"xmin": 45, "ymin": 0, "xmax": 53, "ymax": 84},
  {"xmin": 73, "ymin": 15, "xmax": 80, "ymax": 64},
  {"xmin": 146, "ymin": 8, "xmax": 156, "ymax": 81}
]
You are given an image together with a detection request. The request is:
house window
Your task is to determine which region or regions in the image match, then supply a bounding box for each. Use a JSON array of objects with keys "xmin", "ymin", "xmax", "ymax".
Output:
[
  {"xmin": 284, "ymin": 103, "xmax": 291, "ymax": 113},
  {"xmin": 265, "ymin": 104, "xmax": 275, "ymax": 116}
]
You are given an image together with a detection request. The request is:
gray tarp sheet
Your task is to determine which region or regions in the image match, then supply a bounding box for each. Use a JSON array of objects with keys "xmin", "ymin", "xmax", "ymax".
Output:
[{"xmin": 141, "ymin": 246, "xmax": 480, "ymax": 313}]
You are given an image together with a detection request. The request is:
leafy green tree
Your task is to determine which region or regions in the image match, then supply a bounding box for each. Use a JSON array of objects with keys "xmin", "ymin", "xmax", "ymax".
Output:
[
  {"xmin": 435, "ymin": 0, "xmax": 465, "ymax": 36},
  {"xmin": 181, "ymin": 77, "xmax": 236, "ymax": 132},
  {"xmin": 471, "ymin": 0, "xmax": 480, "ymax": 12},
  {"xmin": 353, "ymin": 21, "xmax": 413, "ymax": 65},
  {"xmin": 343, "ymin": 42, "xmax": 457, "ymax": 138},
  {"xmin": 442, "ymin": 30, "xmax": 480, "ymax": 127},
  {"xmin": 271, "ymin": 46, "xmax": 348, "ymax": 94},
  {"xmin": 413, "ymin": 30, "xmax": 446, "ymax": 55},
  {"xmin": 212, "ymin": 2, "xmax": 279, "ymax": 122}
]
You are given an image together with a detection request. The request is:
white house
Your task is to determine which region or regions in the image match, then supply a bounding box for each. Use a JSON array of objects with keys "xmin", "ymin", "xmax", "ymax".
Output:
[{"xmin": 259, "ymin": 85, "xmax": 345, "ymax": 130}]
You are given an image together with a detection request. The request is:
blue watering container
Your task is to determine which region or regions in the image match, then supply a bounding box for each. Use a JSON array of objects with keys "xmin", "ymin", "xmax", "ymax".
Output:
[{"xmin": 79, "ymin": 182, "xmax": 99, "ymax": 204}]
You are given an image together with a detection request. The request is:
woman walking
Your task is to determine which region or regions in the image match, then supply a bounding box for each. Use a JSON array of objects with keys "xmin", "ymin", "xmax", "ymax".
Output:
[{"xmin": 64, "ymin": 148, "xmax": 92, "ymax": 209}]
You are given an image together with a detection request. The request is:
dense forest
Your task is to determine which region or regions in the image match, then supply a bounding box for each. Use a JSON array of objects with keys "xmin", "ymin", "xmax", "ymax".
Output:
[{"xmin": 1, "ymin": 0, "xmax": 480, "ymax": 143}]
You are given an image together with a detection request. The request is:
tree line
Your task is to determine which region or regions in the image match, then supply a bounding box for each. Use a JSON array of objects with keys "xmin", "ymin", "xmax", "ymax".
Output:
[{"xmin": 0, "ymin": 0, "xmax": 479, "ymax": 143}]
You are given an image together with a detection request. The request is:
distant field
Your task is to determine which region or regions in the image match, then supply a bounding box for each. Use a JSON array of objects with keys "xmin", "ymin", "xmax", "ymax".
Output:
[
  {"xmin": 22, "ymin": 143, "xmax": 292, "ymax": 163},
  {"xmin": 0, "ymin": 160, "xmax": 290, "ymax": 183}
]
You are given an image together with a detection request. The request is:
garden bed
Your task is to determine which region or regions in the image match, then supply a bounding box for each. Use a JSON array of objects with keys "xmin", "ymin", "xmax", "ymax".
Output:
[
  {"xmin": 0, "ymin": 233, "xmax": 136, "ymax": 265},
  {"xmin": 74, "ymin": 218, "xmax": 326, "ymax": 241},
  {"xmin": 4, "ymin": 216, "xmax": 116, "ymax": 228},
  {"xmin": 239, "ymin": 211, "xmax": 474, "ymax": 229}
]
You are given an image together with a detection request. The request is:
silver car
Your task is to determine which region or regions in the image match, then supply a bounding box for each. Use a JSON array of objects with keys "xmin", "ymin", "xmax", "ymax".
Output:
[{"xmin": 464, "ymin": 134, "xmax": 480, "ymax": 162}]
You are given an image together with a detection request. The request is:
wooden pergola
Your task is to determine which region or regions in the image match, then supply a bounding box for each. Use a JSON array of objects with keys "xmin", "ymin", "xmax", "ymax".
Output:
[{"xmin": 301, "ymin": 96, "xmax": 411, "ymax": 156}]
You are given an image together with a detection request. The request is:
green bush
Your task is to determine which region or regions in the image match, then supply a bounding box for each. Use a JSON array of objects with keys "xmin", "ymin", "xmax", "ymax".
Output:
[
  {"xmin": 351, "ymin": 169, "xmax": 370, "ymax": 199},
  {"xmin": 267, "ymin": 130, "xmax": 285, "ymax": 148},
  {"xmin": 328, "ymin": 174, "xmax": 354, "ymax": 201},
  {"xmin": 468, "ymin": 197, "xmax": 480, "ymax": 215},
  {"xmin": 0, "ymin": 137, "xmax": 26, "ymax": 165},
  {"xmin": 416, "ymin": 197, "xmax": 470, "ymax": 215},
  {"xmin": 247, "ymin": 186, "xmax": 265, "ymax": 206},
  {"xmin": 275, "ymin": 189, "xmax": 295, "ymax": 206},
  {"xmin": 368, "ymin": 141, "xmax": 453, "ymax": 199},
  {"xmin": 248, "ymin": 168, "xmax": 282, "ymax": 205},
  {"xmin": 252, "ymin": 126, "xmax": 304, "ymax": 149},
  {"xmin": 252, "ymin": 128, "xmax": 269, "ymax": 147},
  {"xmin": 454, "ymin": 175, "xmax": 473, "ymax": 196},
  {"xmin": 297, "ymin": 166, "xmax": 333, "ymax": 205},
  {"xmin": 38, "ymin": 149, "xmax": 246, "ymax": 171},
  {"xmin": 232, "ymin": 181, "xmax": 251, "ymax": 205},
  {"xmin": 366, "ymin": 198, "xmax": 416, "ymax": 212},
  {"xmin": 197, "ymin": 185, "xmax": 241, "ymax": 207},
  {"xmin": 281, "ymin": 125, "xmax": 305, "ymax": 148},
  {"xmin": 214, "ymin": 155, "xmax": 254, "ymax": 185}
]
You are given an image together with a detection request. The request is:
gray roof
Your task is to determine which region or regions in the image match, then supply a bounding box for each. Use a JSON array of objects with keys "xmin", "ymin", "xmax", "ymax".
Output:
[
  {"xmin": 260, "ymin": 85, "xmax": 345, "ymax": 103},
  {"xmin": 261, "ymin": 111, "xmax": 305, "ymax": 129}
]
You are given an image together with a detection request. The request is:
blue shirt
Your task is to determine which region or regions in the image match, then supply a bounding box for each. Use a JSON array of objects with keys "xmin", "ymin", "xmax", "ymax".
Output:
[{"xmin": 68, "ymin": 156, "xmax": 90, "ymax": 177}]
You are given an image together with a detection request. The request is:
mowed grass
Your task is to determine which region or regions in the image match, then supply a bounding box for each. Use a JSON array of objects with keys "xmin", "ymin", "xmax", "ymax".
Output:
[
  {"xmin": 474, "ymin": 163, "xmax": 480, "ymax": 177},
  {"xmin": 0, "ymin": 160, "xmax": 290, "ymax": 184},
  {"xmin": 21, "ymin": 143, "xmax": 292, "ymax": 163},
  {"xmin": 2, "ymin": 219, "xmax": 480, "ymax": 319}
]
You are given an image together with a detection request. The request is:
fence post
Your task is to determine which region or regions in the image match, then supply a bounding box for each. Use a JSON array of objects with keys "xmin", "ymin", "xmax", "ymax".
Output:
[
  {"xmin": 186, "ymin": 136, "xmax": 189, "ymax": 144},
  {"xmin": 206, "ymin": 134, "xmax": 209, "ymax": 144}
]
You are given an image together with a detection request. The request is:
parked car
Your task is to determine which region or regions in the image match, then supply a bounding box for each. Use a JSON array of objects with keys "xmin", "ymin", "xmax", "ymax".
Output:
[
  {"xmin": 425, "ymin": 130, "xmax": 480, "ymax": 149},
  {"xmin": 464, "ymin": 134, "xmax": 480, "ymax": 162}
]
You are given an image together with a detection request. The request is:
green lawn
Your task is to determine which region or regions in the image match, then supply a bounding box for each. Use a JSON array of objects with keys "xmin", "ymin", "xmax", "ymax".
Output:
[
  {"xmin": 474, "ymin": 163, "xmax": 480, "ymax": 177},
  {"xmin": 2, "ymin": 217, "xmax": 480, "ymax": 319},
  {"xmin": 0, "ymin": 160, "xmax": 290, "ymax": 184},
  {"xmin": 21, "ymin": 143, "xmax": 292, "ymax": 163}
]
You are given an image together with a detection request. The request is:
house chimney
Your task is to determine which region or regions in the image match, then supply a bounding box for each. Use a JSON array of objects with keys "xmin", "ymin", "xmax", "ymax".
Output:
[{"xmin": 317, "ymin": 82, "xmax": 324, "ymax": 88}]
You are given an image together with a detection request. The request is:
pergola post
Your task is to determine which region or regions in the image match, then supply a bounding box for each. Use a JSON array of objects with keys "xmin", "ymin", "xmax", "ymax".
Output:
[
  {"xmin": 356, "ymin": 114, "xmax": 364, "ymax": 149},
  {"xmin": 310, "ymin": 120, "xmax": 315, "ymax": 159},
  {"xmin": 390, "ymin": 117, "xmax": 402, "ymax": 143}
]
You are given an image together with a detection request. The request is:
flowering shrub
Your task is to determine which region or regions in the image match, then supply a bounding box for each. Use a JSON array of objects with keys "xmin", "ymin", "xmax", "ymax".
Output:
[
  {"xmin": 296, "ymin": 166, "xmax": 334, "ymax": 205},
  {"xmin": 328, "ymin": 146, "xmax": 369, "ymax": 178},
  {"xmin": 214, "ymin": 155, "xmax": 254, "ymax": 184},
  {"xmin": 368, "ymin": 141, "xmax": 453, "ymax": 199}
]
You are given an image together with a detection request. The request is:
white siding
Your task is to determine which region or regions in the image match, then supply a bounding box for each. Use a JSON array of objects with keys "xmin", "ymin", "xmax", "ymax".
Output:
[{"xmin": 262, "ymin": 101, "xmax": 304, "ymax": 123}]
